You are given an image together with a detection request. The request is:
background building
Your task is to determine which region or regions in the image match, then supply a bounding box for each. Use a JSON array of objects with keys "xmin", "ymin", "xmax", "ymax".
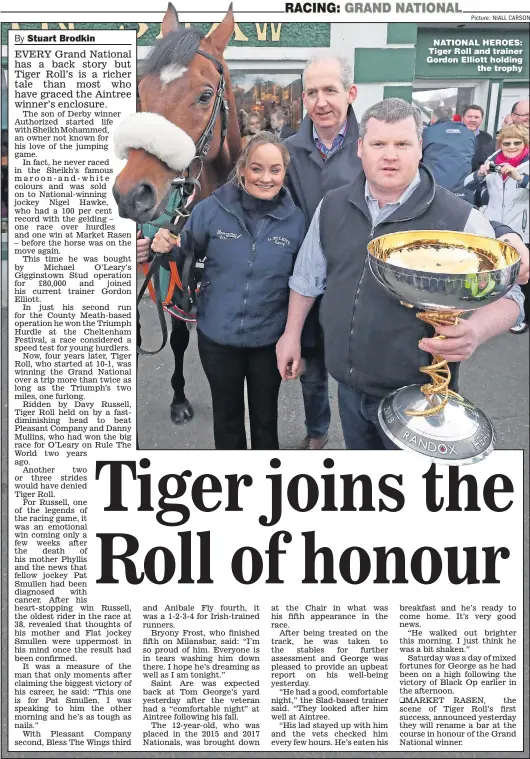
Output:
[
  {"xmin": 1, "ymin": 20, "xmax": 528, "ymax": 278},
  {"xmin": 4, "ymin": 20, "xmax": 526, "ymax": 131},
  {"xmin": 136, "ymin": 21, "xmax": 528, "ymax": 135}
]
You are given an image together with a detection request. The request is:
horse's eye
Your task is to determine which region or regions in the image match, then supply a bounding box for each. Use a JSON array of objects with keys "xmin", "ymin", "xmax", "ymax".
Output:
[{"xmin": 197, "ymin": 90, "xmax": 214, "ymax": 105}]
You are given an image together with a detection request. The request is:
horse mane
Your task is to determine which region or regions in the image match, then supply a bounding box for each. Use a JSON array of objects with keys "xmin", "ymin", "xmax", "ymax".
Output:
[{"xmin": 143, "ymin": 27, "xmax": 206, "ymax": 76}]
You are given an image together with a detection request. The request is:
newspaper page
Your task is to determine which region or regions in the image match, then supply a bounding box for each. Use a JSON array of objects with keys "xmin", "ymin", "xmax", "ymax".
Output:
[{"xmin": 1, "ymin": 2, "xmax": 528, "ymax": 757}]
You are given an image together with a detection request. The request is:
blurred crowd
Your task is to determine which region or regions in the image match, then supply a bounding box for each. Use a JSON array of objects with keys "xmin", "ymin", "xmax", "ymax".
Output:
[
  {"xmin": 423, "ymin": 101, "xmax": 529, "ymax": 333},
  {"xmin": 239, "ymin": 106, "xmax": 296, "ymax": 146}
]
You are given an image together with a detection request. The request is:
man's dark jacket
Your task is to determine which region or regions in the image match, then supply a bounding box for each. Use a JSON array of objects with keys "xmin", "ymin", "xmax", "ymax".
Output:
[
  {"xmin": 284, "ymin": 105, "xmax": 361, "ymax": 227},
  {"xmin": 318, "ymin": 164, "xmax": 472, "ymax": 397},
  {"xmin": 284, "ymin": 105, "xmax": 361, "ymax": 349},
  {"xmin": 422, "ymin": 118, "xmax": 475, "ymax": 197},
  {"xmin": 472, "ymin": 129, "xmax": 495, "ymax": 172}
]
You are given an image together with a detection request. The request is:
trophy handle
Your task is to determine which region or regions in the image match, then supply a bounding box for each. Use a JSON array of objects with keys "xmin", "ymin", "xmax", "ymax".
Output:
[{"xmin": 405, "ymin": 310, "xmax": 465, "ymax": 417}]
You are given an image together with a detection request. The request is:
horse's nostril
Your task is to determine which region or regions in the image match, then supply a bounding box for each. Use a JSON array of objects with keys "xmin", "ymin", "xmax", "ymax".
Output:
[{"xmin": 129, "ymin": 183, "xmax": 156, "ymax": 214}]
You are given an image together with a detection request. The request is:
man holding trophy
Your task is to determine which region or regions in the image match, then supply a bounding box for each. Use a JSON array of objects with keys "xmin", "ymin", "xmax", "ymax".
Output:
[{"xmin": 277, "ymin": 98, "xmax": 526, "ymax": 460}]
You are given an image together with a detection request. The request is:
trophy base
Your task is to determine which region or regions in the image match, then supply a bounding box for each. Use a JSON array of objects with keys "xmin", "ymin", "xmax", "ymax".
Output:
[{"xmin": 378, "ymin": 385, "xmax": 495, "ymax": 465}]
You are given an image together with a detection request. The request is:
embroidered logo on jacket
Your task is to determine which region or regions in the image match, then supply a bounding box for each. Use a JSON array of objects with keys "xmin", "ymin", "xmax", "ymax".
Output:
[
  {"xmin": 268, "ymin": 235, "xmax": 291, "ymax": 247},
  {"xmin": 216, "ymin": 229, "xmax": 241, "ymax": 240}
]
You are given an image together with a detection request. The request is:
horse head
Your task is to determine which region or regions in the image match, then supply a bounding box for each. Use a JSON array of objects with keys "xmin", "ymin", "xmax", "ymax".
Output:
[{"xmin": 113, "ymin": 3, "xmax": 239, "ymax": 222}]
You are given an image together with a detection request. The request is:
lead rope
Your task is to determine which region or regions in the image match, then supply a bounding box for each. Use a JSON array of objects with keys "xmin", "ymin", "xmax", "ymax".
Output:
[{"xmin": 405, "ymin": 309, "xmax": 465, "ymax": 417}]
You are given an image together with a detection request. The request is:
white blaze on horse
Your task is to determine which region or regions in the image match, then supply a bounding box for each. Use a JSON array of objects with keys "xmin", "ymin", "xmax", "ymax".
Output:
[{"xmin": 113, "ymin": 3, "xmax": 241, "ymax": 222}]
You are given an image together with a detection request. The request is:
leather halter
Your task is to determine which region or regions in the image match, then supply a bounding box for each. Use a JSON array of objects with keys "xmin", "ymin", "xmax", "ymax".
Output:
[
  {"xmin": 193, "ymin": 49, "xmax": 229, "ymax": 158},
  {"xmin": 155, "ymin": 48, "xmax": 229, "ymax": 228}
]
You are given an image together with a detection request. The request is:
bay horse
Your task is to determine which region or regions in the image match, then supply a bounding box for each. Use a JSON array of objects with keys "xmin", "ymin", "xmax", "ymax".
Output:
[
  {"xmin": 112, "ymin": 4, "xmax": 240, "ymax": 432},
  {"xmin": 113, "ymin": 3, "xmax": 241, "ymax": 222}
]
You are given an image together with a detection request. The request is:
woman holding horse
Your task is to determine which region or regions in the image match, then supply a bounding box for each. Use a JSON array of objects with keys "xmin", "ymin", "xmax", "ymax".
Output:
[{"xmin": 151, "ymin": 132, "xmax": 306, "ymax": 449}]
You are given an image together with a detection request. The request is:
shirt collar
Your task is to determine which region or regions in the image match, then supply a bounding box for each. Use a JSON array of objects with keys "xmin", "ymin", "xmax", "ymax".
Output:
[
  {"xmin": 365, "ymin": 170, "xmax": 421, "ymax": 209},
  {"xmin": 312, "ymin": 119, "xmax": 348, "ymax": 144}
]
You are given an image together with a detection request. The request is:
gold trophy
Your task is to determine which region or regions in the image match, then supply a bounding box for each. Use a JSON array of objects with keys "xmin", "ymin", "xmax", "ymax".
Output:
[{"xmin": 368, "ymin": 230, "xmax": 520, "ymax": 464}]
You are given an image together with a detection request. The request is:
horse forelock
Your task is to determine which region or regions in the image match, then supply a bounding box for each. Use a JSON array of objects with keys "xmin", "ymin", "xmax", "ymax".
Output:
[{"xmin": 143, "ymin": 27, "xmax": 205, "ymax": 79}]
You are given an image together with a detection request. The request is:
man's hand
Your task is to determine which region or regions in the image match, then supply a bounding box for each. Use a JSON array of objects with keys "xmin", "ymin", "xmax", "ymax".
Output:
[
  {"xmin": 137, "ymin": 230, "xmax": 151, "ymax": 264},
  {"xmin": 419, "ymin": 318, "xmax": 479, "ymax": 362},
  {"xmin": 151, "ymin": 228, "xmax": 180, "ymax": 254},
  {"xmin": 276, "ymin": 291, "xmax": 316, "ymax": 378},
  {"xmin": 499, "ymin": 232, "xmax": 529, "ymax": 284},
  {"xmin": 477, "ymin": 162, "xmax": 490, "ymax": 177},
  {"xmin": 276, "ymin": 332, "xmax": 302, "ymax": 380}
]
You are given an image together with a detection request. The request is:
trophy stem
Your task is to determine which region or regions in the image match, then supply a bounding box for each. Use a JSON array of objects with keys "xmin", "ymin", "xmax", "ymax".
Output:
[{"xmin": 405, "ymin": 310, "xmax": 465, "ymax": 417}]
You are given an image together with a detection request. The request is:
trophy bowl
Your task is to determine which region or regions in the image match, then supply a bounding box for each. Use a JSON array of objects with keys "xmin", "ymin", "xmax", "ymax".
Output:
[{"xmin": 367, "ymin": 230, "xmax": 521, "ymax": 465}]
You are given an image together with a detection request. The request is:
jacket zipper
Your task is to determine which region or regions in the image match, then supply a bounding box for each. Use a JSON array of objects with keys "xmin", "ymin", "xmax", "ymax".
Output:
[
  {"xmin": 348, "ymin": 222, "xmax": 377, "ymax": 377},
  {"xmin": 347, "ymin": 222, "xmax": 376, "ymax": 379},
  {"xmin": 499, "ymin": 166, "xmax": 528, "ymax": 234},
  {"xmin": 239, "ymin": 219, "xmax": 266, "ymax": 341}
]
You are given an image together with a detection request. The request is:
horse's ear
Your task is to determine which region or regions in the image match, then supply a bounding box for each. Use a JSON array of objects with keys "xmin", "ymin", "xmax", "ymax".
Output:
[
  {"xmin": 207, "ymin": 5, "xmax": 234, "ymax": 54},
  {"xmin": 161, "ymin": 3, "xmax": 180, "ymax": 37}
]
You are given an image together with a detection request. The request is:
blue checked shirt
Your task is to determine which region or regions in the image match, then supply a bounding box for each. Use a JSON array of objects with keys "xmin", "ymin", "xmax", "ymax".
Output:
[{"xmin": 313, "ymin": 120, "xmax": 348, "ymax": 159}]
